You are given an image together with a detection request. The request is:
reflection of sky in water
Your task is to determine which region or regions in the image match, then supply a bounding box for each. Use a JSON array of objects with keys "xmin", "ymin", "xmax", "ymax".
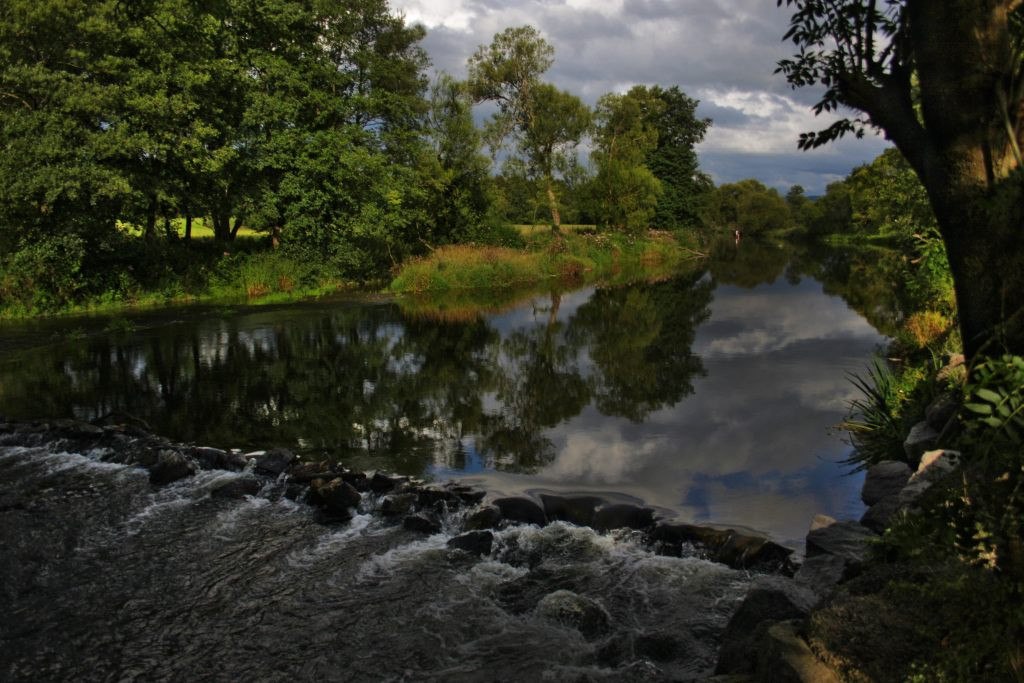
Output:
[{"xmin": 469, "ymin": 276, "xmax": 883, "ymax": 547}]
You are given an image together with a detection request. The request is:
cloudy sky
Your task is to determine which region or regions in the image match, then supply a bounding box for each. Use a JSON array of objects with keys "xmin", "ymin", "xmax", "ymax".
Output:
[{"xmin": 390, "ymin": 0, "xmax": 891, "ymax": 194}]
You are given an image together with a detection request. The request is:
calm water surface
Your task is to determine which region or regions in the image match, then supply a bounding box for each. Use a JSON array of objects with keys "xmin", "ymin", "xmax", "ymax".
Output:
[{"xmin": 0, "ymin": 240, "xmax": 887, "ymax": 546}]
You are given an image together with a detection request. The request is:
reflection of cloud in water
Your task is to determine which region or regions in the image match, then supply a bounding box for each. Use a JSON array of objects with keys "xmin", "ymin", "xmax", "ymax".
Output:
[
  {"xmin": 697, "ymin": 282, "xmax": 880, "ymax": 358},
  {"xmin": 542, "ymin": 425, "xmax": 664, "ymax": 483}
]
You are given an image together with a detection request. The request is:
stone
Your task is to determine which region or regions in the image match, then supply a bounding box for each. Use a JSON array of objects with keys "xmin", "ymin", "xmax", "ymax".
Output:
[
  {"xmin": 340, "ymin": 470, "xmax": 370, "ymax": 492},
  {"xmin": 464, "ymin": 504, "xmax": 503, "ymax": 531},
  {"xmin": 193, "ymin": 447, "xmax": 248, "ymax": 472},
  {"xmin": 379, "ymin": 493, "xmax": 416, "ymax": 517},
  {"xmin": 149, "ymin": 449, "xmax": 197, "ymax": 485},
  {"xmin": 370, "ymin": 471, "xmax": 407, "ymax": 494},
  {"xmin": 756, "ymin": 620, "xmax": 841, "ymax": 683},
  {"xmin": 287, "ymin": 461, "xmax": 338, "ymax": 483},
  {"xmin": 911, "ymin": 449, "xmax": 961, "ymax": 484},
  {"xmin": 805, "ymin": 516, "xmax": 876, "ymax": 569},
  {"xmin": 417, "ymin": 486, "xmax": 461, "ymax": 510},
  {"xmin": 539, "ymin": 494, "xmax": 605, "ymax": 527},
  {"xmin": 492, "ymin": 497, "xmax": 547, "ymax": 526},
  {"xmin": 715, "ymin": 534, "xmax": 794, "ymax": 572},
  {"xmin": 634, "ymin": 631, "xmax": 693, "ymax": 663},
  {"xmin": 250, "ymin": 448, "xmax": 297, "ymax": 476},
  {"xmin": 793, "ymin": 554, "xmax": 848, "ymax": 600},
  {"xmin": 861, "ymin": 460, "xmax": 912, "ymax": 506},
  {"xmin": 403, "ymin": 512, "xmax": 441, "ymax": 534},
  {"xmin": 651, "ymin": 521, "xmax": 725, "ymax": 550},
  {"xmin": 449, "ymin": 485, "xmax": 486, "ymax": 506},
  {"xmin": 937, "ymin": 353, "xmax": 966, "ymax": 382},
  {"xmin": 447, "ymin": 530, "xmax": 493, "ymax": 556},
  {"xmin": 209, "ymin": 476, "xmax": 262, "ymax": 499},
  {"xmin": 534, "ymin": 589, "xmax": 611, "ymax": 639},
  {"xmin": 592, "ymin": 503, "xmax": 655, "ymax": 532},
  {"xmin": 860, "ymin": 494, "xmax": 904, "ymax": 533},
  {"xmin": 903, "ymin": 421, "xmax": 939, "ymax": 468},
  {"xmin": 715, "ymin": 576, "xmax": 818, "ymax": 675},
  {"xmin": 925, "ymin": 392, "xmax": 959, "ymax": 431},
  {"xmin": 308, "ymin": 478, "xmax": 361, "ymax": 517}
]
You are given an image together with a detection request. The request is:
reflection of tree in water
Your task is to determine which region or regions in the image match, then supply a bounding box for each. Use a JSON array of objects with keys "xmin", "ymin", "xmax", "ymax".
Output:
[
  {"xmin": 0, "ymin": 274, "xmax": 713, "ymax": 476},
  {"xmin": 707, "ymin": 237, "xmax": 793, "ymax": 289}
]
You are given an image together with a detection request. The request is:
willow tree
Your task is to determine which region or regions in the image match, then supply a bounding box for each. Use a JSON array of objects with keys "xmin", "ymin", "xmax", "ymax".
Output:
[
  {"xmin": 467, "ymin": 26, "xmax": 590, "ymax": 231},
  {"xmin": 777, "ymin": 1, "xmax": 1024, "ymax": 361}
]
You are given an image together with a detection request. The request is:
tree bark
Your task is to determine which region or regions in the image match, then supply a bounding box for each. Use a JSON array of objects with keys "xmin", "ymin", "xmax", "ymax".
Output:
[
  {"xmin": 184, "ymin": 215, "xmax": 192, "ymax": 242},
  {"xmin": 144, "ymin": 195, "xmax": 158, "ymax": 241},
  {"xmin": 546, "ymin": 178, "xmax": 561, "ymax": 232},
  {"xmin": 212, "ymin": 210, "xmax": 232, "ymax": 242}
]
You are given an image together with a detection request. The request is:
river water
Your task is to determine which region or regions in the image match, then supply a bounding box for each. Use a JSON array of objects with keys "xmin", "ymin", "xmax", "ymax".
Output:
[{"xmin": 0, "ymin": 240, "xmax": 893, "ymax": 680}]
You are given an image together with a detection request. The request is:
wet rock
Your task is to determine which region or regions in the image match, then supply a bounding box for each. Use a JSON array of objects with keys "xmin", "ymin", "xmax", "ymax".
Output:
[
  {"xmin": 715, "ymin": 576, "xmax": 818, "ymax": 675},
  {"xmin": 447, "ymin": 484, "xmax": 486, "ymax": 506},
  {"xmin": 193, "ymin": 446, "xmax": 248, "ymax": 472},
  {"xmin": 250, "ymin": 448, "xmax": 297, "ymax": 476},
  {"xmin": 651, "ymin": 521, "xmax": 723, "ymax": 549},
  {"xmin": 447, "ymin": 530, "xmax": 493, "ymax": 556},
  {"xmin": 793, "ymin": 554, "xmax": 848, "ymax": 600},
  {"xmin": 209, "ymin": 476, "xmax": 262, "ymax": 499},
  {"xmin": 715, "ymin": 534, "xmax": 794, "ymax": 572},
  {"xmin": 464, "ymin": 504, "xmax": 503, "ymax": 531},
  {"xmin": 534, "ymin": 589, "xmax": 611, "ymax": 639},
  {"xmin": 149, "ymin": 449, "xmax": 197, "ymax": 486},
  {"xmin": 370, "ymin": 471, "xmax": 407, "ymax": 494},
  {"xmin": 403, "ymin": 512, "xmax": 441, "ymax": 534},
  {"xmin": 379, "ymin": 493, "xmax": 416, "ymax": 517},
  {"xmin": 903, "ymin": 421, "xmax": 939, "ymax": 468},
  {"xmin": 496, "ymin": 567, "xmax": 582, "ymax": 614},
  {"xmin": 805, "ymin": 515, "xmax": 876, "ymax": 569},
  {"xmin": 417, "ymin": 486, "xmax": 461, "ymax": 510},
  {"xmin": 340, "ymin": 470, "xmax": 370, "ymax": 492},
  {"xmin": 593, "ymin": 503, "xmax": 655, "ymax": 532},
  {"xmin": 925, "ymin": 392, "xmax": 958, "ymax": 431},
  {"xmin": 283, "ymin": 483, "xmax": 306, "ymax": 501},
  {"xmin": 308, "ymin": 478, "xmax": 361, "ymax": 518},
  {"xmin": 860, "ymin": 494, "xmax": 904, "ymax": 533},
  {"xmin": 634, "ymin": 631, "xmax": 693, "ymax": 663},
  {"xmin": 286, "ymin": 461, "xmax": 332, "ymax": 483},
  {"xmin": 493, "ymin": 497, "xmax": 547, "ymax": 526},
  {"xmin": 861, "ymin": 460, "xmax": 911, "ymax": 506},
  {"xmin": 756, "ymin": 620, "xmax": 840, "ymax": 682},
  {"xmin": 539, "ymin": 494, "xmax": 604, "ymax": 527}
]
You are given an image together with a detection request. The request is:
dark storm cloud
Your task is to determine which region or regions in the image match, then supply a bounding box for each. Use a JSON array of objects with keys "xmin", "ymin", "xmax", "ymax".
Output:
[{"xmin": 395, "ymin": 0, "xmax": 891, "ymax": 192}]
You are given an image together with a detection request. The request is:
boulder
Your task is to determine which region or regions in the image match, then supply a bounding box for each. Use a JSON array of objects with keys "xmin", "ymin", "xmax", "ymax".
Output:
[
  {"xmin": 417, "ymin": 486, "xmax": 461, "ymax": 510},
  {"xmin": 540, "ymin": 494, "xmax": 604, "ymax": 527},
  {"xmin": 370, "ymin": 471, "xmax": 407, "ymax": 494},
  {"xmin": 911, "ymin": 449, "xmax": 961, "ymax": 484},
  {"xmin": 403, "ymin": 512, "xmax": 442, "ymax": 534},
  {"xmin": 534, "ymin": 589, "xmax": 611, "ymax": 639},
  {"xmin": 250, "ymin": 448, "xmax": 297, "ymax": 476},
  {"xmin": 651, "ymin": 522, "xmax": 727, "ymax": 550},
  {"xmin": 715, "ymin": 534, "xmax": 794, "ymax": 572},
  {"xmin": 447, "ymin": 530, "xmax": 493, "ymax": 556},
  {"xmin": 634, "ymin": 631, "xmax": 694, "ymax": 663},
  {"xmin": 308, "ymin": 478, "xmax": 361, "ymax": 518},
  {"xmin": 805, "ymin": 515, "xmax": 876, "ymax": 569},
  {"xmin": 464, "ymin": 504, "xmax": 503, "ymax": 531},
  {"xmin": 492, "ymin": 497, "xmax": 547, "ymax": 526},
  {"xmin": 860, "ymin": 494, "xmax": 904, "ymax": 533},
  {"xmin": 925, "ymin": 392, "xmax": 958, "ymax": 431},
  {"xmin": 192, "ymin": 446, "xmax": 248, "ymax": 472},
  {"xmin": 756, "ymin": 620, "xmax": 841, "ymax": 683},
  {"xmin": 209, "ymin": 476, "xmax": 262, "ymax": 499},
  {"xmin": 861, "ymin": 460, "xmax": 912, "ymax": 506},
  {"xmin": 340, "ymin": 470, "xmax": 370, "ymax": 492},
  {"xmin": 149, "ymin": 449, "xmax": 197, "ymax": 485},
  {"xmin": 903, "ymin": 421, "xmax": 939, "ymax": 468},
  {"xmin": 592, "ymin": 503, "xmax": 655, "ymax": 532},
  {"xmin": 793, "ymin": 554, "xmax": 848, "ymax": 600},
  {"xmin": 379, "ymin": 493, "xmax": 417, "ymax": 517},
  {"xmin": 287, "ymin": 461, "xmax": 339, "ymax": 483},
  {"xmin": 715, "ymin": 576, "xmax": 818, "ymax": 675}
]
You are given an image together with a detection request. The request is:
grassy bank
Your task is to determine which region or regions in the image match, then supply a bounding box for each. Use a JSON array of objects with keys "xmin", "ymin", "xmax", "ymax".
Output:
[{"xmin": 389, "ymin": 229, "xmax": 702, "ymax": 295}]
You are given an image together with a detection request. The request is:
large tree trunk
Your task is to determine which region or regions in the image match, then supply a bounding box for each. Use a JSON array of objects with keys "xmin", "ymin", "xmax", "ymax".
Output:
[
  {"xmin": 212, "ymin": 210, "xmax": 232, "ymax": 242},
  {"xmin": 144, "ymin": 195, "xmax": 158, "ymax": 241},
  {"xmin": 545, "ymin": 178, "xmax": 561, "ymax": 232}
]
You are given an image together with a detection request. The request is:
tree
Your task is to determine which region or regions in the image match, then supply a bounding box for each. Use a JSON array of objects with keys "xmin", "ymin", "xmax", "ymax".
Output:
[
  {"xmin": 777, "ymin": 0, "xmax": 1024, "ymax": 361},
  {"xmin": 591, "ymin": 87, "xmax": 664, "ymax": 233},
  {"xmin": 644, "ymin": 86, "xmax": 713, "ymax": 230},
  {"xmin": 467, "ymin": 26, "xmax": 590, "ymax": 231},
  {"xmin": 705, "ymin": 179, "xmax": 792, "ymax": 235}
]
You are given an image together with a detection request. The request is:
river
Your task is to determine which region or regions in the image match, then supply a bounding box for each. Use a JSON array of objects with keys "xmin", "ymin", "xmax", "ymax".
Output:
[{"xmin": 0, "ymin": 239, "xmax": 896, "ymax": 680}]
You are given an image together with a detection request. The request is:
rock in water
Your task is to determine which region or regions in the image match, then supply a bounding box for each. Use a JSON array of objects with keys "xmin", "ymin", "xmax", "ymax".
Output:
[
  {"xmin": 209, "ymin": 476, "xmax": 262, "ymax": 499},
  {"xmin": 464, "ymin": 505, "xmax": 503, "ymax": 531},
  {"xmin": 447, "ymin": 531, "xmax": 493, "ymax": 556},
  {"xmin": 592, "ymin": 503, "xmax": 655, "ymax": 532},
  {"xmin": 251, "ymin": 448, "xmax": 297, "ymax": 475},
  {"xmin": 492, "ymin": 497, "xmax": 547, "ymax": 526},
  {"xmin": 149, "ymin": 449, "xmax": 197, "ymax": 485},
  {"xmin": 805, "ymin": 515, "xmax": 876, "ymax": 569},
  {"xmin": 539, "ymin": 494, "xmax": 604, "ymax": 526},
  {"xmin": 403, "ymin": 512, "xmax": 442, "ymax": 534},
  {"xmin": 534, "ymin": 590, "xmax": 611, "ymax": 639},
  {"xmin": 308, "ymin": 478, "xmax": 361, "ymax": 518}
]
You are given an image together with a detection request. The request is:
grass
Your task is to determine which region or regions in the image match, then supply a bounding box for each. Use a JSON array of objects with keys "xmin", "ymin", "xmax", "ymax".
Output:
[{"xmin": 389, "ymin": 229, "xmax": 702, "ymax": 296}]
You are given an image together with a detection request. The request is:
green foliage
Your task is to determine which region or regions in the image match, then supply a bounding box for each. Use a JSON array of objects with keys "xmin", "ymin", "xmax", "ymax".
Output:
[
  {"xmin": 704, "ymin": 179, "xmax": 792, "ymax": 235},
  {"xmin": 591, "ymin": 87, "xmax": 663, "ymax": 234},
  {"xmin": 841, "ymin": 361, "xmax": 915, "ymax": 468}
]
